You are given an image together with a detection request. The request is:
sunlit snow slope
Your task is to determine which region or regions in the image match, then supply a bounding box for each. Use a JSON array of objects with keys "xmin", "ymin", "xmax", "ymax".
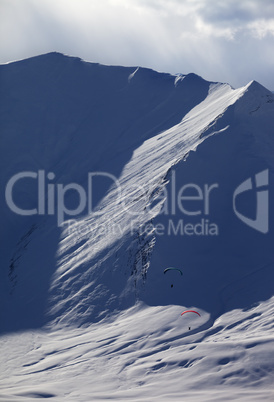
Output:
[{"xmin": 0, "ymin": 53, "xmax": 274, "ymax": 401}]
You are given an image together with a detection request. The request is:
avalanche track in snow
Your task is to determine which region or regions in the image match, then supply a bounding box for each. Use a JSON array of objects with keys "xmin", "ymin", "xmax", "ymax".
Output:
[{"xmin": 47, "ymin": 81, "xmax": 247, "ymax": 325}]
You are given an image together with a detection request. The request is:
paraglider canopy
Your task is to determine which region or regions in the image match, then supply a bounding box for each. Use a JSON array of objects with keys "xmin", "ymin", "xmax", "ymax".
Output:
[
  {"xmin": 181, "ymin": 310, "xmax": 201, "ymax": 317},
  {"xmin": 163, "ymin": 267, "xmax": 183, "ymax": 275}
]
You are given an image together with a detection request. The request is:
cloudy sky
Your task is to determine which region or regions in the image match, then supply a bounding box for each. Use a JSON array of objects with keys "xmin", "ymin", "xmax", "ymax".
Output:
[{"xmin": 1, "ymin": 0, "xmax": 274, "ymax": 89}]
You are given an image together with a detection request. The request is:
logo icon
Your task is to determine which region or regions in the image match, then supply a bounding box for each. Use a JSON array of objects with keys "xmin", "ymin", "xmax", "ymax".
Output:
[{"xmin": 233, "ymin": 169, "xmax": 269, "ymax": 233}]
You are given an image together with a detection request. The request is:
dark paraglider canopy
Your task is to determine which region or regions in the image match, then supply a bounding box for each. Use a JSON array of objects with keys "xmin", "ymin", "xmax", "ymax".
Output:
[{"xmin": 163, "ymin": 267, "xmax": 183, "ymax": 275}]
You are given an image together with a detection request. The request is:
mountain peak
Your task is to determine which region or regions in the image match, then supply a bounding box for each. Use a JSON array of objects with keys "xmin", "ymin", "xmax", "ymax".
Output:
[
  {"xmin": 233, "ymin": 79, "xmax": 274, "ymax": 115},
  {"xmin": 245, "ymin": 79, "xmax": 272, "ymax": 95}
]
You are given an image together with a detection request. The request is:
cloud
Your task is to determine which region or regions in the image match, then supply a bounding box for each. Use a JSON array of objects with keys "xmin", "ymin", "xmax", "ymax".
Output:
[
  {"xmin": 0, "ymin": 0, "xmax": 274, "ymax": 89},
  {"xmin": 199, "ymin": 0, "xmax": 274, "ymax": 24}
]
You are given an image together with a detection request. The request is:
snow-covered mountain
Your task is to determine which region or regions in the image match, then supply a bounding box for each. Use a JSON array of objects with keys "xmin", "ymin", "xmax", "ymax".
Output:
[{"xmin": 0, "ymin": 53, "xmax": 274, "ymax": 401}]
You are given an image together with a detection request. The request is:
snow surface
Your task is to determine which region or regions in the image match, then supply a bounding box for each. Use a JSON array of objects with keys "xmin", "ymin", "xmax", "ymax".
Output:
[{"xmin": 0, "ymin": 53, "xmax": 274, "ymax": 400}]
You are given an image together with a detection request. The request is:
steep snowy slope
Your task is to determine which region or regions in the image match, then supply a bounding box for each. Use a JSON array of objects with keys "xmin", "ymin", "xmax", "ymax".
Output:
[
  {"xmin": 0, "ymin": 53, "xmax": 274, "ymax": 401},
  {"xmin": 142, "ymin": 80, "xmax": 274, "ymax": 318},
  {"xmin": 47, "ymin": 81, "xmax": 252, "ymax": 326},
  {"xmin": 0, "ymin": 52, "xmax": 211, "ymax": 331}
]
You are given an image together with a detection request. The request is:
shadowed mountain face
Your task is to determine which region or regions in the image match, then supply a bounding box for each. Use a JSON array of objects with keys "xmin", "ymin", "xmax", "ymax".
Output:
[
  {"xmin": 0, "ymin": 53, "xmax": 274, "ymax": 333},
  {"xmin": 141, "ymin": 80, "xmax": 274, "ymax": 316}
]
